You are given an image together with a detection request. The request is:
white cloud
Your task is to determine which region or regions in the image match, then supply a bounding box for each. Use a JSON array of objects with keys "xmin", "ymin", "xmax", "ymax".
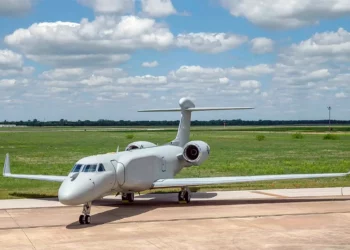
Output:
[
  {"xmin": 0, "ymin": 0, "xmax": 32, "ymax": 16},
  {"xmin": 5, "ymin": 16, "xmax": 174, "ymax": 67},
  {"xmin": 0, "ymin": 79, "xmax": 16, "ymax": 87},
  {"xmin": 250, "ymin": 37, "xmax": 274, "ymax": 54},
  {"xmin": 220, "ymin": 0, "xmax": 350, "ymax": 29},
  {"xmin": 77, "ymin": 0, "xmax": 134, "ymax": 14},
  {"xmin": 142, "ymin": 61, "xmax": 159, "ymax": 67},
  {"xmin": 177, "ymin": 32, "xmax": 247, "ymax": 53},
  {"xmin": 335, "ymin": 92, "xmax": 347, "ymax": 98},
  {"xmin": 0, "ymin": 49, "xmax": 23, "ymax": 69},
  {"xmin": 0, "ymin": 49, "xmax": 34, "ymax": 77},
  {"xmin": 302, "ymin": 69, "xmax": 331, "ymax": 81},
  {"xmin": 141, "ymin": 0, "xmax": 176, "ymax": 17},
  {"xmin": 240, "ymin": 80, "xmax": 261, "ymax": 88},
  {"xmin": 40, "ymin": 68, "xmax": 86, "ymax": 81},
  {"xmin": 81, "ymin": 75, "xmax": 113, "ymax": 86},
  {"xmin": 118, "ymin": 75, "xmax": 167, "ymax": 85},
  {"xmin": 219, "ymin": 77, "xmax": 229, "ymax": 84},
  {"xmin": 287, "ymin": 28, "xmax": 350, "ymax": 61},
  {"xmin": 227, "ymin": 64, "xmax": 274, "ymax": 77}
]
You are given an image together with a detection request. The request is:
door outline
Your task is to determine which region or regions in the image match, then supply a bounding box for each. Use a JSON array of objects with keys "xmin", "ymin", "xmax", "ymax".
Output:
[
  {"xmin": 111, "ymin": 160, "xmax": 125, "ymax": 186},
  {"xmin": 161, "ymin": 157, "xmax": 166, "ymax": 172}
]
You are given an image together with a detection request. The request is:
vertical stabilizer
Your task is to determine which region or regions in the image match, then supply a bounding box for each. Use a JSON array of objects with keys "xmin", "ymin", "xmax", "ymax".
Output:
[{"xmin": 171, "ymin": 98, "xmax": 195, "ymax": 147}]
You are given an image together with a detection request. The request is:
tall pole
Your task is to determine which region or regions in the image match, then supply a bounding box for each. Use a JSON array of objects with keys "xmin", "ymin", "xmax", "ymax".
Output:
[{"xmin": 328, "ymin": 106, "xmax": 331, "ymax": 131}]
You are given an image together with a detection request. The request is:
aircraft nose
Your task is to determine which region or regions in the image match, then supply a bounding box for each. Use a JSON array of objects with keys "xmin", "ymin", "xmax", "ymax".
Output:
[{"xmin": 58, "ymin": 175, "xmax": 95, "ymax": 205}]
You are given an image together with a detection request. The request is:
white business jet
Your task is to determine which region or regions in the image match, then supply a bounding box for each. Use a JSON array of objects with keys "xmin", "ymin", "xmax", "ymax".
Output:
[{"xmin": 3, "ymin": 97, "xmax": 349, "ymax": 225}]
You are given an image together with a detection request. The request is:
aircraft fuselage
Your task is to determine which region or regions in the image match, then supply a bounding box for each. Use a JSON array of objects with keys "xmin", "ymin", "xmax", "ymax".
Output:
[{"xmin": 58, "ymin": 145, "xmax": 186, "ymax": 205}]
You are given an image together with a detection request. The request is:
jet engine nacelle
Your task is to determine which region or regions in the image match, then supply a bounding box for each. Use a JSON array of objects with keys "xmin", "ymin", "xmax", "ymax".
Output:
[
  {"xmin": 183, "ymin": 140, "xmax": 210, "ymax": 166},
  {"xmin": 125, "ymin": 141, "xmax": 157, "ymax": 151}
]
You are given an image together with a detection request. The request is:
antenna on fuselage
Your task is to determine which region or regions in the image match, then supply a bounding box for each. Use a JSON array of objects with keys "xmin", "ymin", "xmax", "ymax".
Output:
[{"xmin": 116, "ymin": 145, "xmax": 119, "ymax": 153}]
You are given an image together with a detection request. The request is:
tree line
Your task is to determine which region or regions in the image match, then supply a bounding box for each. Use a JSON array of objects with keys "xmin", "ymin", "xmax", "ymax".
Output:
[{"xmin": 1, "ymin": 119, "xmax": 350, "ymax": 127}]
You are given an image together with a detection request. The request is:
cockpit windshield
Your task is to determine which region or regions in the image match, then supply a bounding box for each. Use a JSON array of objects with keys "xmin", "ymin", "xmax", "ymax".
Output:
[
  {"xmin": 70, "ymin": 163, "xmax": 105, "ymax": 173},
  {"xmin": 83, "ymin": 164, "xmax": 97, "ymax": 172},
  {"xmin": 71, "ymin": 164, "xmax": 83, "ymax": 173}
]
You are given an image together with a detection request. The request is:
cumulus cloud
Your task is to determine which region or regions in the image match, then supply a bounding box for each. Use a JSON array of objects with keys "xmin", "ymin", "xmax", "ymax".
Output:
[
  {"xmin": 0, "ymin": 79, "xmax": 16, "ymax": 87},
  {"xmin": 240, "ymin": 80, "xmax": 261, "ymax": 88},
  {"xmin": 227, "ymin": 64, "xmax": 274, "ymax": 77},
  {"xmin": 141, "ymin": 0, "xmax": 176, "ymax": 17},
  {"xmin": 287, "ymin": 28, "xmax": 350, "ymax": 62},
  {"xmin": 0, "ymin": 0, "xmax": 33, "ymax": 16},
  {"xmin": 118, "ymin": 75, "xmax": 167, "ymax": 85},
  {"xmin": 250, "ymin": 37, "xmax": 274, "ymax": 54},
  {"xmin": 0, "ymin": 49, "xmax": 23, "ymax": 69},
  {"xmin": 177, "ymin": 32, "xmax": 248, "ymax": 53},
  {"xmin": 220, "ymin": 0, "xmax": 350, "ymax": 29},
  {"xmin": 5, "ymin": 16, "xmax": 174, "ymax": 67},
  {"xmin": 0, "ymin": 49, "xmax": 34, "ymax": 77},
  {"xmin": 77, "ymin": 0, "xmax": 134, "ymax": 14},
  {"xmin": 142, "ymin": 61, "xmax": 159, "ymax": 67},
  {"xmin": 335, "ymin": 92, "xmax": 347, "ymax": 98}
]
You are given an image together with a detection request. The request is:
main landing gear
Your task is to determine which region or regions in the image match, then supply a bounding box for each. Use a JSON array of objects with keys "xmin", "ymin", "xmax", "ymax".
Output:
[
  {"xmin": 79, "ymin": 201, "xmax": 92, "ymax": 225},
  {"xmin": 122, "ymin": 192, "xmax": 135, "ymax": 203},
  {"xmin": 178, "ymin": 187, "xmax": 191, "ymax": 204}
]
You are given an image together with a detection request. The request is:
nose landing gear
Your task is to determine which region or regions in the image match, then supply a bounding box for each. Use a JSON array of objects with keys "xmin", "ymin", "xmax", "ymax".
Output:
[
  {"xmin": 178, "ymin": 187, "xmax": 191, "ymax": 204},
  {"xmin": 79, "ymin": 201, "xmax": 92, "ymax": 224}
]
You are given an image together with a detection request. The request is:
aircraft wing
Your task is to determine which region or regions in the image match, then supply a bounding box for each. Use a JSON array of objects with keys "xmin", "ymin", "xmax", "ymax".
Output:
[
  {"xmin": 3, "ymin": 154, "xmax": 66, "ymax": 182},
  {"xmin": 152, "ymin": 172, "xmax": 350, "ymax": 188}
]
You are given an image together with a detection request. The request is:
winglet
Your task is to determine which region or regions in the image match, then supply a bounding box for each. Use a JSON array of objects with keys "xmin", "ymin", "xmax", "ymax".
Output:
[{"xmin": 3, "ymin": 153, "xmax": 11, "ymax": 176}]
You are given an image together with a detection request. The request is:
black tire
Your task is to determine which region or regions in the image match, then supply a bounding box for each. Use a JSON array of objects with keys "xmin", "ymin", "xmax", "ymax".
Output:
[
  {"xmin": 178, "ymin": 191, "xmax": 185, "ymax": 203},
  {"xmin": 127, "ymin": 193, "xmax": 134, "ymax": 202},
  {"xmin": 79, "ymin": 215, "xmax": 85, "ymax": 225},
  {"xmin": 184, "ymin": 191, "xmax": 191, "ymax": 203},
  {"xmin": 84, "ymin": 215, "xmax": 91, "ymax": 224}
]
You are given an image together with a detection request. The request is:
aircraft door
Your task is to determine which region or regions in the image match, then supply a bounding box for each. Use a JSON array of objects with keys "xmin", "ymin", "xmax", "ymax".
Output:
[{"xmin": 111, "ymin": 160, "xmax": 125, "ymax": 187}]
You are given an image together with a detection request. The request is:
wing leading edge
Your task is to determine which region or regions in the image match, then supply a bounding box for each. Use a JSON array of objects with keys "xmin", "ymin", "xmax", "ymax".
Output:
[
  {"xmin": 152, "ymin": 172, "xmax": 350, "ymax": 188},
  {"xmin": 3, "ymin": 154, "xmax": 66, "ymax": 182}
]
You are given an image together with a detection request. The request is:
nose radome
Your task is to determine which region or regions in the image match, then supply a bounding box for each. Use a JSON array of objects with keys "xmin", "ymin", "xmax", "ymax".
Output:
[{"xmin": 58, "ymin": 176, "xmax": 95, "ymax": 205}]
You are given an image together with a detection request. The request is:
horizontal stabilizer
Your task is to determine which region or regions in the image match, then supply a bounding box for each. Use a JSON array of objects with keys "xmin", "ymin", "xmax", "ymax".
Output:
[{"xmin": 138, "ymin": 107, "xmax": 254, "ymax": 112}]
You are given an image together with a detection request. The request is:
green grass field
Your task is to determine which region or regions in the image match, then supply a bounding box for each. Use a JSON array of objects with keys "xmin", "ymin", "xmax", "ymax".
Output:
[{"xmin": 0, "ymin": 127, "xmax": 349, "ymax": 199}]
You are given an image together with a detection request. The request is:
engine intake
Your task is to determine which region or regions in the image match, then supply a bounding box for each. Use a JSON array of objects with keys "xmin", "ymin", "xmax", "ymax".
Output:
[
  {"xmin": 183, "ymin": 140, "xmax": 210, "ymax": 166},
  {"xmin": 125, "ymin": 141, "xmax": 156, "ymax": 151}
]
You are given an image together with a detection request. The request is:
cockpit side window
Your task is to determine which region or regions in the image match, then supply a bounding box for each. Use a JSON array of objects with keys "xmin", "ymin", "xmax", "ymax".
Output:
[
  {"xmin": 71, "ymin": 164, "xmax": 82, "ymax": 173},
  {"xmin": 98, "ymin": 164, "xmax": 105, "ymax": 172},
  {"xmin": 83, "ymin": 164, "xmax": 97, "ymax": 172}
]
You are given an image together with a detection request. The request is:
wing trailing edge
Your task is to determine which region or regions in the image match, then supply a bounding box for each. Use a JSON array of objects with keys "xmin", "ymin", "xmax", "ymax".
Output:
[{"xmin": 152, "ymin": 172, "xmax": 350, "ymax": 188}]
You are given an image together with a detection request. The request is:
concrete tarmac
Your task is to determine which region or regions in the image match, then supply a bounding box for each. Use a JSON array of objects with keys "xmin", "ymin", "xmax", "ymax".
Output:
[{"xmin": 1, "ymin": 188, "xmax": 350, "ymax": 249}]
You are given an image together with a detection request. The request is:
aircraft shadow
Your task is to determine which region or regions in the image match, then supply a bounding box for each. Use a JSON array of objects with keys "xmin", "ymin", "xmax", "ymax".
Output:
[{"xmin": 65, "ymin": 192, "xmax": 350, "ymax": 229}]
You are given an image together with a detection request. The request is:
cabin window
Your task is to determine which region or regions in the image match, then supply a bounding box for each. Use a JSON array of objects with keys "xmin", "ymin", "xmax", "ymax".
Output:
[
  {"xmin": 83, "ymin": 164, "xmax": 97, "ymax": 172},
  {"xmin": 98, "ymin": 164, "xmax": 105, "ymax": 172},
  {"xmin": 71, "ymin": 164, "xmax": 82, "ymax": 173}
]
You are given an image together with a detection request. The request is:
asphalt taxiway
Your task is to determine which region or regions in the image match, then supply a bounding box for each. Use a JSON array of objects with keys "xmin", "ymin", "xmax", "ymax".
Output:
[{"xmin": 1, "ymin": 188, "xmax": 350, "ymax": 249}]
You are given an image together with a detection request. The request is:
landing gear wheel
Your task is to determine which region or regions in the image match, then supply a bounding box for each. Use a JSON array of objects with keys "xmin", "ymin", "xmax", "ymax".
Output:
[
  {"xmin": 79, "ymin": 215, "xmax": 85, "ymax": 225},
  {"xmin": 84, "ymin": 215, "xmax": 91, "ymax": 224},
  {"xmin": 79, "ymin": 201, "xmax": 92, "ymax": 225},
  {"xmin": 122, "ymin": 193, "xmax": 134, "ymax": 203},
  {"xmin": 178, "ymin": 187, "xmax": 191, "ymax": 204}
]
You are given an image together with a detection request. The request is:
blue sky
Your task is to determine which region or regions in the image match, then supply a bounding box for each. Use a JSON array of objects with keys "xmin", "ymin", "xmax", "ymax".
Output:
[{"xmin": 0, "ymin": 0, "xmax": 349, "ymax": 121}]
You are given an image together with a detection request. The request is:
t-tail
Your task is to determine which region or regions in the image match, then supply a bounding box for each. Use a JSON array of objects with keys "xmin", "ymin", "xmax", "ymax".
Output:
[{"xmin": 138, "ymin": 97, "xmax": 254, "ymax": 147}]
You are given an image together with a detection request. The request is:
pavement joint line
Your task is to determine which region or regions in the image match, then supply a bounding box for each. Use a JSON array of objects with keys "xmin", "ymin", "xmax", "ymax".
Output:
[
  {"xmin": 250, "ymin": 191, "xmax": 289, "ymax": 198},
  {"xmin": 5, "ymin": 209, "xmax": 37, "ymax": 250},
  {"xmin": 1, "ymin": 210, "xmax": 350, "ymax": 231}
]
